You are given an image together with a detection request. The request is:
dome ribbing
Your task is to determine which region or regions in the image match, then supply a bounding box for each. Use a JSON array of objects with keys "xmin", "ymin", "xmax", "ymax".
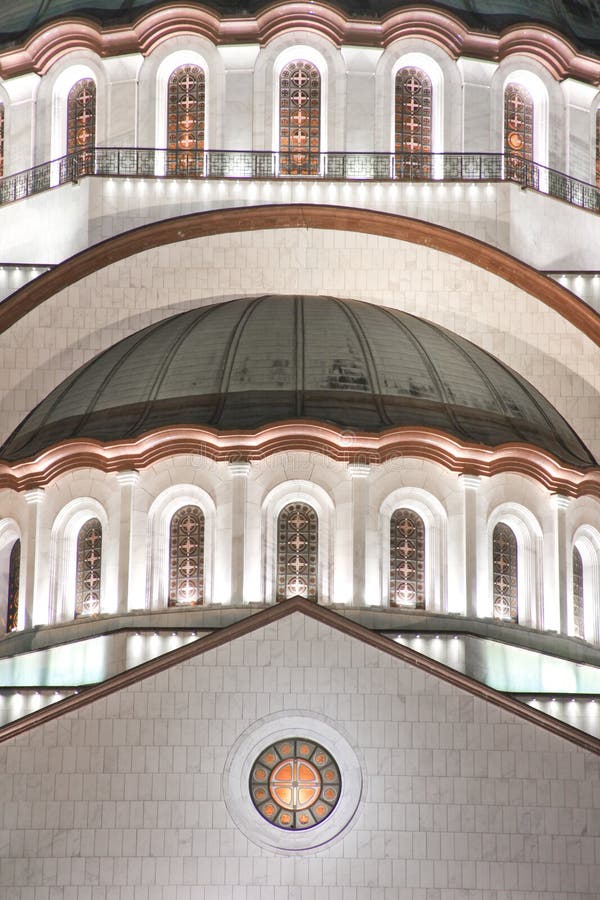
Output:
[{"xmin": 1, "ymin": 295, "xmax": 593, "ymax": 467}]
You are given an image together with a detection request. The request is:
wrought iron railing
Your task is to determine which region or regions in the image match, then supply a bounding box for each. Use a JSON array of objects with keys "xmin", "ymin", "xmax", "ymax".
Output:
[{"xmin": 0, "ymin": 148, "xmax": 599, "ymax": 214}]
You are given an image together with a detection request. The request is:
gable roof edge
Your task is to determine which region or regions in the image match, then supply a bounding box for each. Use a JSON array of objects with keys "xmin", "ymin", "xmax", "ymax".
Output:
[{"xmin": 1, "ymin": 597, "xmax": 599, "ymax": 755}]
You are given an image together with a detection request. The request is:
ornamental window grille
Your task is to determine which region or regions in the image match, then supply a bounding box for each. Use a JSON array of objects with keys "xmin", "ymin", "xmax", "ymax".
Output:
[
  {"xmin": 394, "ymin": 67, "xmax": 432, "ymax": 178},
  {"xmin": 504, "ymin": 82, "xmax": 533, "ymax": 181},
  {"xmin": 0, "ymin": 104, "xmax": 4, "ymax": 178},
  {"xmin": 279, "ymin": 60, "xmax": 320, "ymax": 175},
  {"xmin": 389, "ymin": 508, "xmax": 425, "ymax": 608},
  {"xmin": 75, "ymin": 518, "xmax": 102, "ymax": 616},
  {"xmin": 67, "ymin": 78, "xmax": 96, "ymax": 175},
  {"xmin": 276, "ymin": 502, "xmax": 318, "ymax": 601},
  {"xmin": 596, "ymin": 109, "xmax": 600, "ymax": 188},
  {"xmin": 492, "ymin": 522, "xmax": 518, "ymax": 622},
  {"xmin": 6, "ymin": 539, "xmax": 20, "ymax": 632},
  {"xmin": 167, "ymin": 65, "xmax": 205, "ymax": 176},
  {"xmin": 168, "ymin": 505, "xmax": 205, "ymax": 606},
  {"xmin": 572, "ymin": 546, "xmax": 584, "ymax": 639}
]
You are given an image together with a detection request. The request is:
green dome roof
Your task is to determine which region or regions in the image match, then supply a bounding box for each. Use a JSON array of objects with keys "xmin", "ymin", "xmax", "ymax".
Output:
[
  {"xmin": 2, "ymin": 296, "xmax": 593, "ymax": 467},
  {"xmin": 1, "ymin": 1, "xmax": 600, "ymax": 55}
]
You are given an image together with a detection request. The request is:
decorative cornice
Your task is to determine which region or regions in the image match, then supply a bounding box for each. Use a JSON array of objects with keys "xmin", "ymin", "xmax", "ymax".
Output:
[
  {"xmin": 0, "ymin": 423, "xmax": 599, "ymax": 497},
  {"xmin": 0, "ymin": 203, "xmax": 598, "ymax": 351},
  {"xmin": 0, "ymin": 2, "xmax": 600, "ymax": 84},
  {"xmin": 0, "ymin": 597, "xmax": 598, "ymax": 755}
]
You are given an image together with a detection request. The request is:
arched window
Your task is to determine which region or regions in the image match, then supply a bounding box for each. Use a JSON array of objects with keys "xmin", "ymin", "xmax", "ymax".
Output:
[
  {"xmin": 0, "ymin": 104, "xmax": 4, "ymax": 178},
  {"xmin": 504, "ymin": 82, "xmax": 533, "ymax": 179},
  {"xmin": 389, "ymin": 508, "xmax": 425, "ymax": 608},
  {"xmin": 75, "ymin": 518, "xmax": 102, "ymax": 616},
  {"xmin": 67, "ymin": 78, "xmax": 96, "ymax": 174},
  {"xmin": 277, "ymin": 502, "xmax": 318, "ymax": 601},
  {"xmin": 6, "ymin": 539, "xmax": 20, "ymax": 632},
  {"xmin": 167, "ymin": 64, "xmax": 205, "ymax": 176},
  {"xmin": 572, "ymin": 545, "xmax": 584, "ymax": 638},
  {"xmin": 168, "ymin": 505, "xmax": 205, "ymax": 606},
  {"xmin": 394, "ymin": 67, "xmax": 432, "ymax": 178},
  {"xmin": 596, "ymin": 108, "xmax": 600, "ymax": 188},
  {"xmin": 279, "ymin": 60, "xmax": 320, "ymax": 176},
  {"xmin": 492, "ymin": 522, "xmax": 518, "ymax": 622}
]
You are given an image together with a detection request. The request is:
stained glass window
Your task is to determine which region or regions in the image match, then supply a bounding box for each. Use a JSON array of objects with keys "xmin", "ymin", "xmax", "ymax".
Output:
[
  {"xmin": 168, "ymin": 505, "xmax": 204, "ymax": 606},
  {"xmin": 75, "ymin": 518, "xmax": 102, "ymax": 616},
  {"xmin": 389, "ymin": 508, "xmax": 425, "ymax": 608},
  {"xmin": 6, "ymin": 539, "xmax": 20, "ymax": 632},
  {"xmin": 250, "ymin": 738, "xmax": 340, "ymax": 830},
  {"xmin": 279, "ymin": 60, "xmax": 320, "ymax": 175},
  {"xmin": 596, "ymin": 109, "xmax": 600, "ymax": 188},
  {"xmin": 276, "ymin": 502, "xmax": 318, "ymax": 601},
  {"xmin": 492, "ymin": 523, "xmax": 518, "ymax": 622},
  {"xmin": 572, "ymin": 546, "xmax": 584, "ymax": 639},
  {"xmin": 504, "ymin": 82, "xmax": 533, "ymax": 180},
  {"xmin": 0, "ymin": 104, "xmax": 4, "ymax": 178},
  {"xmin": 394, "ymin": 67, "xmax": 432, "ymax": 179},
  {"xmin": 67, "ymin": 78, "xmax": 96, "ymax": 175},
  {"xmin": 167, "ymin": 65, "xmax": 205, "ymax": 176}
]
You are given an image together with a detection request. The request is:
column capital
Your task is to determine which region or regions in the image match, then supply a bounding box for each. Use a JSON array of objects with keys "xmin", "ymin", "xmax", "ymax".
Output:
[
  {"xmin": 347, "ymin": 463, "xmax": 370, "ymax": 479},
  {"xmin": 229, "ymin": 461, "xmax": 251, "ymax": 478},
  {"xmin": 460, "ymin": 474, "xmax": 482, "ymax": 491},
  {"xmin": 116, "ymin": 469, "xmax": 140, "ymax": 487},
  {"xmin": 25, "ymin": 488, "xmax": 44, "ymax": 505},
  {"xmin": 552, "ymin": 493, "xmax": 571, "ymax": 511}
]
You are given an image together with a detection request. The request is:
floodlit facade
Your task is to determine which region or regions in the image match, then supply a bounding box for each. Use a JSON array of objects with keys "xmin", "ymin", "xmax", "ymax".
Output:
[{"xmin": 0, "ymin": 1, "xmax": 600, "ymax": 897}]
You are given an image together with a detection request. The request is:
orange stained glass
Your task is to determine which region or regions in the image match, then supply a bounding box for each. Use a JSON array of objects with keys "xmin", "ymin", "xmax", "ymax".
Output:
[
  {"xmin": 250, "ymin": 737, "xmax": 340, "ymax": 830},
  {"xmin": 269, "ymin": 758, "xmax": 321, "ymax": 810}
]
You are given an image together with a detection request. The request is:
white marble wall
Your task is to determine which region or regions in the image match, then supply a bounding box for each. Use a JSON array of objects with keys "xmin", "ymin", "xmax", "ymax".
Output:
[
  {"xmin": 1, "ymin": 453, "xmax": 599, "ymax": 646},
  {"xmin": 0, "ymin": 613, "xmax": 598, "ymax": 898},
  {"xmin": 0, "ymin": 230, "xmax": 597, "ymax": 457}
]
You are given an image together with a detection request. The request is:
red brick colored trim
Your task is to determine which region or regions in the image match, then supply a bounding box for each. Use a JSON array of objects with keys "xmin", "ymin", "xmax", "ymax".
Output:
[
  {"xmin": 1, "ymin": 423, "xmax": 599, "ymax": 496},
  {"xmin": 1, "ymin": 204, "xmax": 598, "ymax": 350},
  {"xmin": 0, "ymin": 3, "xmax": 599, "ymax": 83}
]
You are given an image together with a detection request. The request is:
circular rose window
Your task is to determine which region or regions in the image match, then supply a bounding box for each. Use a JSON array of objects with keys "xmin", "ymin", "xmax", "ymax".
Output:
[{"xmin": 250, "ymin": 738, "xmax": 341, "ymax": 830}]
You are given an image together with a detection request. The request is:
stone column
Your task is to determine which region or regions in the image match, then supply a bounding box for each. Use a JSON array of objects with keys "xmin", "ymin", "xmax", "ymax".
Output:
[
  {"xmin": 116, "ymin": 470, "xmax": 139, "ymax": 614},
  {"xmin": 348, "ymin": 463, "xmax": 370, "ymax": 606},
  {"xmin": 4, "ymin": 73, "xmax": 40, "ymax": 171},
  {"xmin": 456, "ymin": 58, "xmax": 496, "ymax": 152},
  {"xmin": 23, "ymin": 488, "xmax": 44, "ymax": 629},
  {"xmin": 552, "ymin": 494, "xmax": 571, "ymax": 635},
  {"xmin": 219, "ymin": 45, "xmax": 259, "ymax": 150},
  {"xmin": 561, "ymin": 79, "xmax": 597, "ymax": 182},
  {"xmin": 229, "ymin": 461, "xmax": 251, "ymax": 603},
  {"xmin": 103, "ymin": 55, "xmax": 144, "ymax": 146},
  {"xmin": 460, "ymin": 475, "xmax": 481, "ymax": 618}
]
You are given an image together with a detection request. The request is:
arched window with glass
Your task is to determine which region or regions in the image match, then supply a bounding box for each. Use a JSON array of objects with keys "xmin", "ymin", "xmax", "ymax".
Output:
[
  {"xmin": 504, "ymin": 82, "xmax": 533, "ymax": 181},
  {"xmin": 595, "ymin": 108, "xmax": 600, "ymax": 188},
  {"xmin": 0, "ymin": 103, "xmax": 4, "ymax": 178},
  {"xmin": 572, "ymin": 545, "xmax": 584, "ymax": 639},
  {"xmin": 389, "ymin": 508, "xmax": 425, "ymax": 608},
  {"xmin": 276, "ymin": 502, "xmax": 318, "ymax": 601},
  {"xmin": 168, "ymin": 505, "xmax": 205, "ymax": 606},
  {"xmin": 167, "ymin": 65, "xmax": 205, "ymax": 176},
  {"xmin": 67, "ymin": 78, "xmax": 96, "ymax": 175},
  {"xmin": 279, "ymin": 60, "xmax": 320, "ymax": 176},
  {"xmin": 394, "ymin": 67, "xmax": 432, "ymax": 179},
  {"xmin": 6, "ymin": 539, "xmax": 20, "ymax": 632},
  {"xmin": 492, "ymin": 522, "xmax": 518, "ymax": 622},
  {"xmin": 75, "ymin": 518, "xmax": 102, "ymax": 616}
]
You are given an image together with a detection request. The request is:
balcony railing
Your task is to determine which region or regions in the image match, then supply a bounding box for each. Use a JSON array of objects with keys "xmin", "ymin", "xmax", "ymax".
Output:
[{"xmin": 0, "ymin": 148, "xmax": 599, "ymax": 214}]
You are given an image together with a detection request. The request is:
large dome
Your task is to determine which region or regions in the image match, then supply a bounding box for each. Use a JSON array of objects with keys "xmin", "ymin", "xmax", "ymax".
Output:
[{"xmin": 1, "ymin": 295, "xmax": 593, "ymax": 467}]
